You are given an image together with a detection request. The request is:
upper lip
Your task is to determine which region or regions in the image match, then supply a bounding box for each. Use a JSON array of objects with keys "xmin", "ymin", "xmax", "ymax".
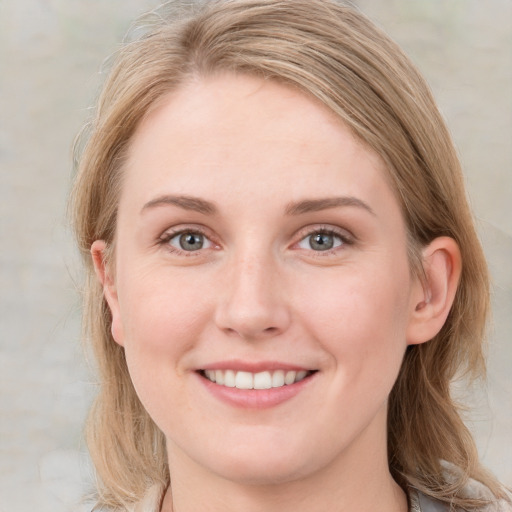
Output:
[{"xmin": 199, "ymin": 360, "xmax": 314, "ymax": 372}]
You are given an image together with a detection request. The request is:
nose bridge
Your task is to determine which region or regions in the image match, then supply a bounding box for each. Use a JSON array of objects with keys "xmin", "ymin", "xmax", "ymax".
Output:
[
  {"xmin": 234, "ymin": 252, "xmax": 273, "ymax": 304},
  {"xmin": 215, "ymin": 244, "xmax": 289, "ymax": 339}
]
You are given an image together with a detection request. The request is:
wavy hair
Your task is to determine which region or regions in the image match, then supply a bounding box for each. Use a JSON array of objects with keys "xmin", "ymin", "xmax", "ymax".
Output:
[{"xmin": 71, "ymin": 0, "xmax": 507, "ymax": 508}]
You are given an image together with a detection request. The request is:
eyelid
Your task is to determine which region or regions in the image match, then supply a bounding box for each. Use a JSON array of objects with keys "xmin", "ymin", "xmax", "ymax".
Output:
[
  {"xmin": 158, "ymin": 224, "xmax": 219, "ymax": 254},
  {"xmin": 292, "ymin": 224, "xmax": 355, "ymax": 252},
  {"xmin": 156, "ymin": 223, "xmax": 354, "ymax": 256}
]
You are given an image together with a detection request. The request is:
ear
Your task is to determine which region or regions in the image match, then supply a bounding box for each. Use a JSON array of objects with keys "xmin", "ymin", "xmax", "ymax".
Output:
[
  {"xmin": 406, "ymin": 237, "xmax": 462, "ymax": 345},
  {"xmin": 91, "ymin": 240, "xmax": 125, "ymax": 347}
]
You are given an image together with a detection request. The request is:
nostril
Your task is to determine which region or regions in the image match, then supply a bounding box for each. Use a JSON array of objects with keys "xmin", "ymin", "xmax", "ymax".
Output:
[
  {"xmin": 224, "ymin": 325, "xmax": 281, "ymax": 338},
  {"xmin": 215, "ymin": 296, "xmax": 291, "ymax": 339}
]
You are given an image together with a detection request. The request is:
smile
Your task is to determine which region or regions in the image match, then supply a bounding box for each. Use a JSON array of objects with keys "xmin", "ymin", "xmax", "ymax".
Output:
[{"xmin": 200, "ymin": 369, "xmax": 314, "ymax": 390}]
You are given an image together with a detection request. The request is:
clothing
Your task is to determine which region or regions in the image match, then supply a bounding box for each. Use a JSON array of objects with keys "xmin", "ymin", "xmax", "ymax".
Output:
[
  {"xmin": 410, "ymin": 489, "xmax": 448, "ymax": 512},
  {"xmin": 412, "ymin": 485, "xmax": 512, "ymax": 511},
  {"xmin": 126, "ymin": 482, "xmax": 511, "ymax": 512},
  {"xmin": 128, "ymin": 484, "xmax": 162, "ymax": 512}
]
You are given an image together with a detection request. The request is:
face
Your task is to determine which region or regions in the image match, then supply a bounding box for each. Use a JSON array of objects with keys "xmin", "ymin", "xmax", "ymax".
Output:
[{"xmin": 98, "ymin": 74, "xmax": 425, "ymax": 485}]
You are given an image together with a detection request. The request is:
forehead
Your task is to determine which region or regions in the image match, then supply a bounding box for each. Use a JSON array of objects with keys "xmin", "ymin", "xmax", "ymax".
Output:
[{"xmin": 121, "ymin": 73, "xmax": 399, "ymax": 218}]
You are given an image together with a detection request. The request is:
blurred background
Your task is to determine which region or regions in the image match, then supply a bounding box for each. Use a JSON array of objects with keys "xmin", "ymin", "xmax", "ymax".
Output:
[{"xmin": 0, "ymin": 0, "xmax": 510, "ymax": 510}]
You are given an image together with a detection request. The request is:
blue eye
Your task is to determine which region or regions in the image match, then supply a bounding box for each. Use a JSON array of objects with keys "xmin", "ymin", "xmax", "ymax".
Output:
[
  {"xmin": 297, "ymin": 231, "xmax": 344, "ymax": 251},
  {"xmin": 167, "ymin": 231, "xmax": 213, "ymax": 252}
]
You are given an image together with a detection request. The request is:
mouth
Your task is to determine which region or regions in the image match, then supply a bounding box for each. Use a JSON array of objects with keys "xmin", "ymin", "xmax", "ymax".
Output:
[{"xmin": 198, "ymin": 369, "xmax": 316, "ymax": 390}]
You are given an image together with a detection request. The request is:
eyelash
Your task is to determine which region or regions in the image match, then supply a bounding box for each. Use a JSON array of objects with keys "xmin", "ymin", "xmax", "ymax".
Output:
[
  {"xmin": 158, "ymin": 226, "xmax": 215, "ymax": 256},
  {"xmin": 294, "ymin": 226, "xmax": 354, "ymax": 256},
  {"xmin": 157, "ymin": 225, "xmax": 354, "ymax": 256}
]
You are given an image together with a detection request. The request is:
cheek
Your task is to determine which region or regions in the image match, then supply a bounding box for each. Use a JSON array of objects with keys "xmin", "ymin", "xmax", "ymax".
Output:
[
  {"xmin": 115, "ymin": 268, "xmax": 212, "ymax": 425},
  {"xmin": 116, "ymin": 265, "xmax": 212, "ymax": 361},
  {"xmin": 293, "ymin": 264, "xmax": 411, "ymax": 368}
]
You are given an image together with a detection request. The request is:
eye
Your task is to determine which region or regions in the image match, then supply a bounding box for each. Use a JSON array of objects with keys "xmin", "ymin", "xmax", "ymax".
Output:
[
  {"xmin": 165, "ymin": 231, "xmax": 213, "ymax": 252},
  {"xmin": 297, "ymin": 230, "xmax": 346, "ymax": 251}
]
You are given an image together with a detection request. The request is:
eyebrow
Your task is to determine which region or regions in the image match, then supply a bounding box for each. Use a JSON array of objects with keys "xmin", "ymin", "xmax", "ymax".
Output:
[
  {"xmin": 141, "ymin": 195, "xmax": 218, "ymax": 215},
  {"xmin": 285, "ymin": 196, "xmax": 375, "ymax": 216},
  {"xmin": 141, "ymin": 194, "xmax": 375, "ymax": 217}
]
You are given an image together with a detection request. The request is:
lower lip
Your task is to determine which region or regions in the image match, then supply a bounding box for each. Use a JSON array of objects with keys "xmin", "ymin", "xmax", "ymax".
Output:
[{"xmin": 196, "ymin": 372, "xmax": 315, "ymax": 409}]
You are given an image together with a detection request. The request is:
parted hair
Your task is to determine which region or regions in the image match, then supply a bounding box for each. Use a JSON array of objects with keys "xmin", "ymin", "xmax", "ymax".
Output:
[{"xmin": 71, "ymin": 0, "xmax": 507, "ymax": 509}]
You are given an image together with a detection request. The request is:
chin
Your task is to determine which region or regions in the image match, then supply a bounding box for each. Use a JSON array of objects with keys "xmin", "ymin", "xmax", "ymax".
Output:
[
  {"xmin": 199, "ymin": 441, "xmax": 323, "ymax": 486},
  {"xmin": 214, "ymin": 459, "xmax": 310, "ymax": 486}
]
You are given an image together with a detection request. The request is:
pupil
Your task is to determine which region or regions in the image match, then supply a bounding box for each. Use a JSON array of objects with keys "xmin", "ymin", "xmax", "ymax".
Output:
[
  {"xmin": 310, "ymin": 233, "xmax": 333, "ymax": 251},
  {"xmin": 180, "ymin": 233, "xmax": 203, "ymax": 251}
]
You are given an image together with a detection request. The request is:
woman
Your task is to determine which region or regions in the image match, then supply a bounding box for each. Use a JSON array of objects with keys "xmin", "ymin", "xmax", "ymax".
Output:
[{"xmin": 71, "ymin": 1, "xmax": 511, "ymax": 510}]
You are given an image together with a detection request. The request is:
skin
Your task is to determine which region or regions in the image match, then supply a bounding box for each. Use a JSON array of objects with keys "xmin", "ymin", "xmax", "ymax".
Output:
[{"xmin": 92, "ymin": 73, "xmax": 461, "ymax": 512}]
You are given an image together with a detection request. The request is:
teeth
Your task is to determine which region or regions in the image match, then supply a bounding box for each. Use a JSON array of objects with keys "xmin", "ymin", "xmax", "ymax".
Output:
[
  {"xmin": 215, "ymin": 369, "xmax": 224, "ymax": 385},
  {"xmin": 235, "ymin": 371, "xmax": 253, "ymax": 389},
  {"xmin": 202, "ymin": 369, "xmax": 311, "ymax": 389},
  {"xmin": 253, "ymin": 371, "xmax": 272, "ymax": 390},
  {"xmin": 296, "ymin": 370, "xmax": 307, "ymax": 381},
  {"xmin": 284, "ymin": 370, "xmax": 296, "ymax": 385},
  {"xmin": 224, "ymin": 370, "xmax": 236, "ymax": 388},
  {"xmin": 272, "ymin": 370, "xmax": 285, "ymax": 387}
]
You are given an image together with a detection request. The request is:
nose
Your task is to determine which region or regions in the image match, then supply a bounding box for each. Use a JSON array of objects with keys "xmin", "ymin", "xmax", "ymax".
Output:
[{"xmin": 214, "ymin": 253, "xmax": 291, "ymax": 341}]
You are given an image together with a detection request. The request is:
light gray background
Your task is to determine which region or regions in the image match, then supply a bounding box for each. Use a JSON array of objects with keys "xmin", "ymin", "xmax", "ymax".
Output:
[{"xmin": 0, "ymin": 1, "xmax": 510, "ymax": 510}]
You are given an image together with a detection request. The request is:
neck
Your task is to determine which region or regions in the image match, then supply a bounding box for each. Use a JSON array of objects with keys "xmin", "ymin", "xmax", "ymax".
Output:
[
  {"xmin": 161, "ymin": 408, "xmax": 407, "ymax": 512},
  {"xmin": 162, "ymin": 472, "xmax": 406, "ymax": 512}
]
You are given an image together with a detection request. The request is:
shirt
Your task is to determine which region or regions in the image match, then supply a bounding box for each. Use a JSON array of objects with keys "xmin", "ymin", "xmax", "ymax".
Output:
[{"xmin": 126, "ymin": 482, "xmax": 511, "ymax": 511}]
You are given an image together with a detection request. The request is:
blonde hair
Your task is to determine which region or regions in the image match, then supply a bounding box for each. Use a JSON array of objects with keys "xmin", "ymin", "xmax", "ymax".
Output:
[{"xmin": 71, "ymin": 0, "xmax": 508, "ymax": 508}]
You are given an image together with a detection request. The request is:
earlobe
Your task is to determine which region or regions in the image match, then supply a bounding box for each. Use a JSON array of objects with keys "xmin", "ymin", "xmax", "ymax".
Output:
[
  {"xmin": 91, "ymin": 240, "xmax": 125, "ymax": 347},
  {"xmin": 407, "ymin": 237, "xmax": 462, "ymax": 345}
]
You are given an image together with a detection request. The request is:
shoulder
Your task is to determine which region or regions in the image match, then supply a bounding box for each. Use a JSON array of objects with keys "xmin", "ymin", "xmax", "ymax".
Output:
[
  {"xmin": 127, "ymin": 484, "xmax": 165, "ymax": 512},
  {"xmin": 461, "ymin": 478, "xmax": 512, "ymax": 512},
  {"xmin": 125, "ymin": 481, "xmax": 511, "ymax": 512},
  {"xmin": 92, "ymin": 484, "xmax": 164, "ymax": 512},
  {"xmin": 412, "ymin": 478, "xmax": 512, "ymax": 512},
  {"xmin": 444, "ymin": 462, "xmax": 512, "ymax": 512}
]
